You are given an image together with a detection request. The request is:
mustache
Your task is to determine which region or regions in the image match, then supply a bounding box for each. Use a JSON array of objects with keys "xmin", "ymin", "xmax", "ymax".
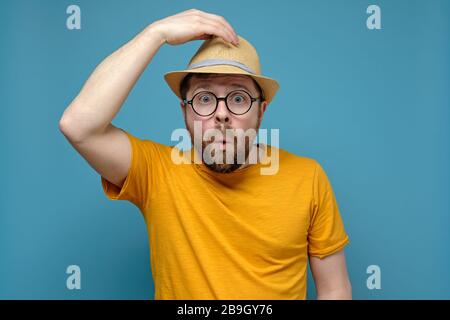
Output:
[{"xmin": 204, "ymin": 127, "xmax": 239, "ymax": 143}]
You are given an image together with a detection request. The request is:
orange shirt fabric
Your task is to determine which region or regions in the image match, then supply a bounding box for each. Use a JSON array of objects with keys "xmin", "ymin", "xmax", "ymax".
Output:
[{"xmin": 101, "ymin": 129, "xmax": 350, "ymax": 299}]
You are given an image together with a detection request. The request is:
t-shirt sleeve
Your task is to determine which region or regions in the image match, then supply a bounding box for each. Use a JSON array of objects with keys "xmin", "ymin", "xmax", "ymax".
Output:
[
  {"xmin": 100, "ymin": 129, "xmax": 156, "ymax": 211},
  {"xmin": 308, "ymin": 161, "xmax": 350, "ymax": 259}
]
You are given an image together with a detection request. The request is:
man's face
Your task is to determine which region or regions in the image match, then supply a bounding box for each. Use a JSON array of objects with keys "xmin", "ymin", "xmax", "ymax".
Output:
[{"xmin": 181, "ymin": 74, "xmax": 268, "ymax": 173}]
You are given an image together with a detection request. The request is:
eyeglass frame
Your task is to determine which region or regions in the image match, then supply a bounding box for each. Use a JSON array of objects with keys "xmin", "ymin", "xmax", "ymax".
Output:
[{"xmin": 183, "ymin": 89, "xmax": 262, "ymax": 117}]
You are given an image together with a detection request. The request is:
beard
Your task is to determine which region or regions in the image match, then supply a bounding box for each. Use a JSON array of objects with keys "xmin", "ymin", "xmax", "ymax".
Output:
[
  {"xmin": 185, "ymin": 112, "xmax": 262, "ymax": 174},
  {"xmin": 201, "ymin": 133, "xmax": 252, "ymax": 173}
]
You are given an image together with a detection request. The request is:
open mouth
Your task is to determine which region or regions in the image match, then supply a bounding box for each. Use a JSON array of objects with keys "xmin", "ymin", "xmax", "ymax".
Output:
[
  {"xmin": 211, "ymin": 138, "xmax": 230, "ymax": 144},
  {"xmin": 213, "ymin": 140, "xmax": 231, "ymax": 150}
]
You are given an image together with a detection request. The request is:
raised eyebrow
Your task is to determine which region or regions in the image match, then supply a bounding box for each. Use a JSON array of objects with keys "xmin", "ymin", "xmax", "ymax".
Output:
[
  {"xmin": 229, "ymin": 83, "xmax": 252, "ymax": 92},
  {"xmin": 192, "ymin": 85, "xmax": 212, "ymax": 93}
]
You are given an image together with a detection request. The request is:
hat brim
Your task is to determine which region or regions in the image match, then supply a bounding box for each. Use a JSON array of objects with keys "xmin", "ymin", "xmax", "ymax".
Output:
[{"xmin": 164, "ymin": 65, "xmax": 280, "ymax": 104}]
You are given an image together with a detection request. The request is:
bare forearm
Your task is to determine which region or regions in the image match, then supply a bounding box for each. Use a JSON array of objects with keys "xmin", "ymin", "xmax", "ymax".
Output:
[{"xmin": 59, "ymin": 24, "xmax": 165, "ymax": 140}]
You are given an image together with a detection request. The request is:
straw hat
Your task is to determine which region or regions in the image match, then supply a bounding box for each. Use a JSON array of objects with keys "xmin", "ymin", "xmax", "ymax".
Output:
[{"xmin": 164, "ymin": 35, "xmax": 280, "ymax": 104}]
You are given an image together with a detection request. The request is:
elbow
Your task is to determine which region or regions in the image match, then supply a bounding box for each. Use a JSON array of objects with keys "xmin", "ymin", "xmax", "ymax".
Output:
[
  {"xmin": 59, "ymin": 114, "xmax": 108, "ymax": 144},
  {"xmin": 58, "ymin": 115, "xmax": 70, "ymax": 135},
  {"xmin": 58, "ymin": 114, "xmax": 87, "ymax": 144},
  {"xmin": 59, "ymin": 114, "xmax": 77, "ymax": 141}
]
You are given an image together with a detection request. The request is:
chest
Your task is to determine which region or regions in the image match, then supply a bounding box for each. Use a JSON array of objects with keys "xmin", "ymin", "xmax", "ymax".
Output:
[{"xmin": 150, "ymin": 170, "xmax": 314, "ymax": 262}]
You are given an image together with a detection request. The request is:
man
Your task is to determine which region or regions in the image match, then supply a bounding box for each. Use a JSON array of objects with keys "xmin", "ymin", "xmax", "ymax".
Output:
[{"xmin": 59, "ymin": 9, "xmax": 351, "ymax": 300}]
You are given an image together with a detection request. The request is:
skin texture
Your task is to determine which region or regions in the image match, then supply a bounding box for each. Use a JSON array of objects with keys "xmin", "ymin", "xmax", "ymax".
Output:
[
  {"xmin": 310, "ymin": 250, "xmax": 352, "ymax": 299},
  {"xmin": 58, "ymin": 8, "xmax": 352, "ymax": 299}
]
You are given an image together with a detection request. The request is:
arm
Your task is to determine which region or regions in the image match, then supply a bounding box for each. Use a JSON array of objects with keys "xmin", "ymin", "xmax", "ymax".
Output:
[
  {"xmin": 309, "ymin": 249, "xmax": 352, "ymax": 300},
  {"xmin": 58, "ymin": 23, "xmax": 163, "ymax": 187},
  {"xmin": 58, "ymin": 9, "xmax": 238, "ymax": 187}
]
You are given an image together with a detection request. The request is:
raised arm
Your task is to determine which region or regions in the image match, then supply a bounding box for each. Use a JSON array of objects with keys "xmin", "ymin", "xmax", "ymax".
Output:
[{"xmin": 58, "ymin": 9, "xmax": 239, "ymax": 187}]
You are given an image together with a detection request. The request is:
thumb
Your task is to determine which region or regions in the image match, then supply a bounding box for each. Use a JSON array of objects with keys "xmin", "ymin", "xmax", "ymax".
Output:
[{"xmin": 193, "ymin": 34, "xmax": 213, "ymax": 41}]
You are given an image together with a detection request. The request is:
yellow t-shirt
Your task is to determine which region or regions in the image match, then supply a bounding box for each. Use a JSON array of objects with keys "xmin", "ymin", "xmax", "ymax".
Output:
[{"xmin": 101, "ymin": 129, "xmax": 350, "ymax": 300}]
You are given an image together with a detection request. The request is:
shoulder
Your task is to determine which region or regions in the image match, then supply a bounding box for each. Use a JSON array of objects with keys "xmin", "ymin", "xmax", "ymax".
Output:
[{"xmin": 123, "ymin": 131, "xmax": 173, "ymax": 162}]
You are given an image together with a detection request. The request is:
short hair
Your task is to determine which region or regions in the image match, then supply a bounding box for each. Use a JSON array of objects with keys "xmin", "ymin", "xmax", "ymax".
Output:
[{"xmin": 180, "ymin": 73, "xmax": 264, "ymax": 102}]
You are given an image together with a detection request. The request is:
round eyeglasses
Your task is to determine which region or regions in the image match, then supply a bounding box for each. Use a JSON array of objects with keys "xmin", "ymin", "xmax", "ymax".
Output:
[{"xmin": 183, "ymin": 90, "xmax": 262, "ymax": 116}]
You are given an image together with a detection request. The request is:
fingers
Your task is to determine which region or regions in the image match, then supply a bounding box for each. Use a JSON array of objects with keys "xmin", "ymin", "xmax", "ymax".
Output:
[
  {"xmin": 196, "ymin": 23, "xmax": 231, "ymax": 45},
  {"xmin": 200, "ymin": 19, "xmax": 238, "ymax": 45},
  {"xmin": 200, "ymin": 11, "xmax": 239, "ymax": 44},
  {"xmin": 194, "ymin": 34, "xmax": 213, "ymax": 40}
]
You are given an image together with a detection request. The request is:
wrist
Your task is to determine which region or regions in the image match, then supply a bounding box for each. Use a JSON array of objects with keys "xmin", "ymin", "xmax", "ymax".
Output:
[{"xmin": 143, "ymin": 23, "xmax": 167, "ymax": 47}]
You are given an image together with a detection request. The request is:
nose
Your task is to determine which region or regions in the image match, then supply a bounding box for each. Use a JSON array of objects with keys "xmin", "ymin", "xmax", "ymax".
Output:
[{"xmin": 214, "ymin": 99, "xmax": 230, "ymax": 124}]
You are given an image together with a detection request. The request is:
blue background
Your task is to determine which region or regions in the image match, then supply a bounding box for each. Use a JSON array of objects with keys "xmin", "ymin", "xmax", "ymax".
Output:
[{"xmin": 1, "ymin": 0, "xmax": 449, "ymax": 299}]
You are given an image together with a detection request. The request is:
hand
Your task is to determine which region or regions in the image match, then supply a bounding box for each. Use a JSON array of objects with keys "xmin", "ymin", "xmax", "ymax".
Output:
[{"xmin": 149, "ymin": 9, "xmax": 239, "ymax": 46}]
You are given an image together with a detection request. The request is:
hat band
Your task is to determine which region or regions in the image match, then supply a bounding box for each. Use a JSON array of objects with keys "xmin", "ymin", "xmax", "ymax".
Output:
[{"xmin": 187, "ymin": 59, "xmax": 256, "ymax": 75}]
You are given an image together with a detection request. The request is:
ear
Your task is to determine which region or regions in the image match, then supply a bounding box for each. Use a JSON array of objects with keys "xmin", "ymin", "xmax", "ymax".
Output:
[
  {"xmin": 257, "ymin": 101, "xmax": 268, "ymax": 126},
  {"xmin": 180, "ymin": 100, "xmax": 186, "ymax": 117},
  {"xmin": 261, "ymin": 101, "xmax": 268, "ymax": 114},
  {"xmin": 259, "ymin": 101, "xmax": 268, "ymax": 119}
]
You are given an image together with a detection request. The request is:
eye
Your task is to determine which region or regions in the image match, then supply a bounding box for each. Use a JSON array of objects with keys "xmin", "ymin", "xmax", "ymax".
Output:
[{"xmin": 230, "ymin": 92, "xmax": 248, "ymax": 104}]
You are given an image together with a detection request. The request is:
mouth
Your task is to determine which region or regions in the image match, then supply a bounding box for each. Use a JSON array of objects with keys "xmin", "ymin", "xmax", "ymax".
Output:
[
  {"xmin": 212, "ymin": 139, "xmax": 231, "ymax": 150},
  {"xmin": 208, "ymin": 136, "xmax": 231, "ymax": 144}
]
